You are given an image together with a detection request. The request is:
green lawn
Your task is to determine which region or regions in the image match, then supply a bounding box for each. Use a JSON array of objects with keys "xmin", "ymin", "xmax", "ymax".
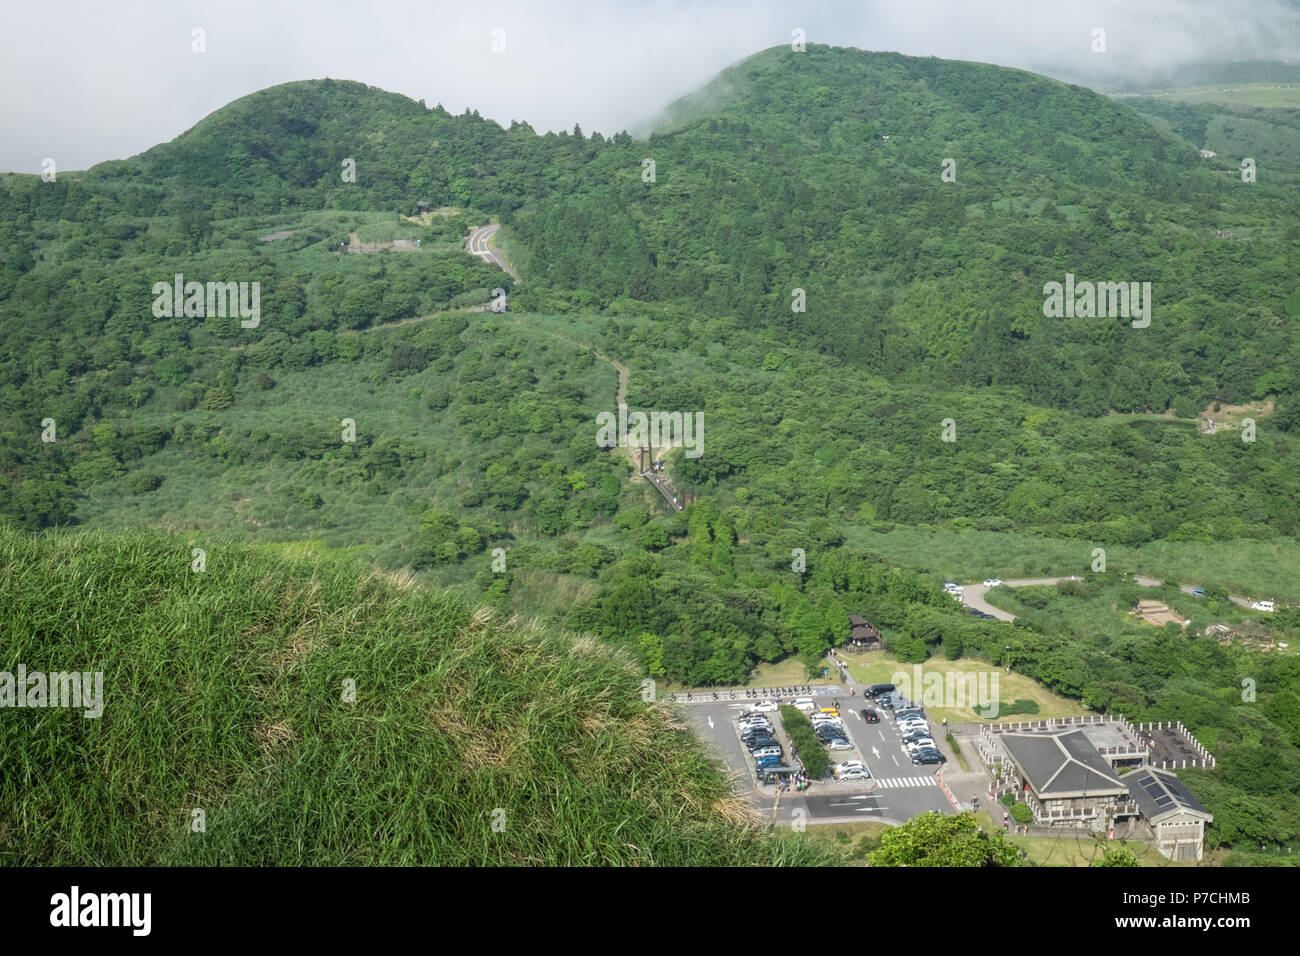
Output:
[{"xmin": 842, "ymin": 650, "xmax": 1093, "ymax": 723}]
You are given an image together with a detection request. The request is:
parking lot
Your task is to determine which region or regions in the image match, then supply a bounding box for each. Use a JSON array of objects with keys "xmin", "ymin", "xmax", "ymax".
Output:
[{"xmin": 676, "ymin": 687, "xmax": 955, "ymax": 823}]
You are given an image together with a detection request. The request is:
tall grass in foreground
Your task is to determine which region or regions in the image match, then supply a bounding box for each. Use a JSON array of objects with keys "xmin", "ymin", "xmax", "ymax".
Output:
[{"xmin": 0, "ymin": 527, "xmax": 845, "ymax": 866}]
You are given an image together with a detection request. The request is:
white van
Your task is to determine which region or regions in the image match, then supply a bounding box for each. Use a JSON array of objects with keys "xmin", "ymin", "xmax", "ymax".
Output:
[
  {"xmin": 793, "ymin": 698, "xmax": 816, "ymax": 713},
  {"xmin": 1252, "ymin": 600, "xmax": 1275, "ymax": 613}
]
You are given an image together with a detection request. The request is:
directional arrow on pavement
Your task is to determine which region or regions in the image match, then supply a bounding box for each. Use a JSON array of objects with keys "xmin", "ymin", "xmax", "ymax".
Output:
[{"xmin": 707, "ymin": 716, "xmax": 714, "ymax": 729}]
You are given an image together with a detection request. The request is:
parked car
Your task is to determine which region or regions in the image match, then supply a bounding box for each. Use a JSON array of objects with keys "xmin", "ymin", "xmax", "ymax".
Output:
[
  {"xmin": 746, "ymin": 737, "xmax": 780, "ymax": 752},
  {"xmin": 865, "ymin": 683, "xmax": 896, "ymax": 699},
  {"xmin": 827, "ymin": 737, "xmax": 855, "ymax": 751},
  {"xmin": 815, "ymin": 727, "xmax": 843, "ymax": 743},
  {"xmin": 739, "ymin": 718, "xmax": 773, "ymax": 731},
  {"xmin": 755, "ymin": 754, "xmax": 783, "ymax": 768},
  {"xmin": 861, "ymin": 709, "xmax": 880, "ymax": 723},
  {"xmin": 906, "ymin": 738, "xmax": 937, "ymax": 752},
  {"xmin": 912, "ymin": 750, "xmax": 945, "ymax": 765},
  {"xmin": 1252, "ymin": 600, "xmax": 1276, "ymax": 613},
  {"xmin": 834, "ymin": 760, "xmax": 867, "ymax": 775},
  {"xmin": 898, "ymin": 719, "xmax": 929, "ymax": 732},
  {"xmin": 1191, "ymin": 588, "xmax": 1206, "ymax": 597},
  {"xmin": 983, "ymin": 579, "xmax": 1002, "ymax": 587},
  {"xmin": 751, "ymin": 700, "xmax": 779, "ymax": 712},
  {"xmin": 836, "ymin": 768, "xmax": 871, "ymax": 782},
  {"xmin": 793, "ymin": 698, "xmax": 816, "ymax": 713},
  {"xmin": 816, "ymin": 707, "xmax": 840, "ymax": 717},
  {"xmin": 752, "ymin": 746, "xmax": 783, "ymax": 760}
]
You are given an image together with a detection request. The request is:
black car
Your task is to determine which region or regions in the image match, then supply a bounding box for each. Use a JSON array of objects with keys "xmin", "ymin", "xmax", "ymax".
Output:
[
  {"xmin": 860, "ymin": 709, "xmax": 880, "ymax": 723},
  {"xmin": 745, "ymin": 736, "xmax": 780, "ymax": 751},
  {"xmin": 911, "ymin": 750, "xmax": 945, "ymax": 765},
  {"xmin": 865, "ymin": 683, "xmax": 896, "ymax": 698},
  {"xmin": 815, "ymin": 727, "xmax": 847, "ymax": 744}
]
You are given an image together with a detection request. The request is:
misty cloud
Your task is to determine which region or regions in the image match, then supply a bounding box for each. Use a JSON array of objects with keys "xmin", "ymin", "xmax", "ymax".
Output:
[{"xmin": 2, "ymin": 0, "xmax": 1297, "ymax": 173}]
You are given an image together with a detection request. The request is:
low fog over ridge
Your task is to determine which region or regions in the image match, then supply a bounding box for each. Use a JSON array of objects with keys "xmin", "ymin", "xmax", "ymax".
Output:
[{"xmin": 1, "ymin": 0, "xmax": 1298, "ymax": 173}]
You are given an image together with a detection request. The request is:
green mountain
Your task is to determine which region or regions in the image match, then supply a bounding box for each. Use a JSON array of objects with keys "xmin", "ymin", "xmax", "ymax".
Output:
[{"xmin": 2, "ymin": 44, "xmax": 1299, "ymax": 863}]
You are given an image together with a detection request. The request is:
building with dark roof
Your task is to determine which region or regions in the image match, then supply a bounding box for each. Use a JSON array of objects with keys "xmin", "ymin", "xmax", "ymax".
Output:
[
  {"xmin": 847, "ymin": 614, "xmax": 880, "ymax": 647},
  {"xmin": 987, "ymin": 729, "xmax": 1137, "ymax": 829},
  {"xmin": 1125, "ymin": 768, "xmax": 1213, "ymax": 860}
]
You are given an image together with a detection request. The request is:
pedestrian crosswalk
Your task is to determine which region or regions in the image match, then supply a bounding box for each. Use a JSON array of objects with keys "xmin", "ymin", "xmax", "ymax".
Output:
[{"xmin": 872, "ymin": 775, "xmax": 939, "ymax": 789}]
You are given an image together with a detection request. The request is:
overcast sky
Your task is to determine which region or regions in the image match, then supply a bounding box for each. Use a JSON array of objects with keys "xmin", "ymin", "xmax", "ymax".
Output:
[{"xmin": 2, "ymin": 0, "xmax": 1297, "ymax": 173}]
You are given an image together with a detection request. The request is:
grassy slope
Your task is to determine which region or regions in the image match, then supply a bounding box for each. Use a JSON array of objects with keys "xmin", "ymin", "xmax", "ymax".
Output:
[
  {"xmin": 841, "ymin": 526, "xmax": 1300, "ymax": 603},
  {"xmin": 0, "ymin": 527, "xmax": 845, "ymax": 866}
]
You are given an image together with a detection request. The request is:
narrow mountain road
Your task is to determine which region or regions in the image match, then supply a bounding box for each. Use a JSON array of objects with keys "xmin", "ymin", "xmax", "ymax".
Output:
[
  {"xmin": 962, "ymin": 575, "xmax": 1260, "ymax": 622},
  {"xmin": 466, "ymin": 223, "xmax": 519, "ymax": 282}
]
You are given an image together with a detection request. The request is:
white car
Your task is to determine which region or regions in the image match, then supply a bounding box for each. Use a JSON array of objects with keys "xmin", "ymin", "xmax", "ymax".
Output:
[
  {"xmin": 983, "ymin": 579, "xmax": 1002, "ymax": 587},
  {"xmin": 906, "ymin": 738, "xmax": 937, "ymax": 752},
  {"xmin": 793, "ymin": 698, "xmax": 816, "ymax": 713},
  {"xmin": 827, "ymin": 738, "xmax": 855, "ymax": 751},
  {"xmin": 752, "ymin": 746, "xmax": 782, "ymax": 760},
  {"xmin": 834, "ymin": 760, "xmax": 866, "ymax": 774},
  {"xmin": 1252, "ymin": 600, "xmax": 1275, "ymax": 613},
  {"xmin": 837, "ymin": 768, "xmax": 871, "ymax": 782},
  {"xmin": 751, "ymin": 700, "xmax": 779, "ymax": 713}
]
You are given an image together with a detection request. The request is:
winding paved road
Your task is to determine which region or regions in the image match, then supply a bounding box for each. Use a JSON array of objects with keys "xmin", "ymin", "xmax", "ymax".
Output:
[
  {"xmin": 961, "ymin": 575, "xmax": 1259, "ymax": 622},
  {"xmin": 466, "ymin": 223, "xmax": 519, "ymax": 282}
]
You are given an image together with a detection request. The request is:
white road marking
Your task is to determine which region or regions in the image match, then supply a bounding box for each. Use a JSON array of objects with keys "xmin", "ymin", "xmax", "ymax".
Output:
[{"xmin": 707, "ymin": 716, "xmax": 714, "ymax": 729}]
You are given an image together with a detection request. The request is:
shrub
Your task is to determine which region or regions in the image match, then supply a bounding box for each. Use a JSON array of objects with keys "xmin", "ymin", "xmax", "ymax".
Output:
[
  {"xmin": 778, "ymin": 705, "xmax": 828, "ymax": 780},
  {"xmin": 128, "ymin": 473, "xmax": 162, "ymax": 494}
]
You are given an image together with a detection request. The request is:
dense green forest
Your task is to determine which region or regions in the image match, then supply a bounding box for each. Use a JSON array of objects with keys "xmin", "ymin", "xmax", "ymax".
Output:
[{"xmin": 2, "ymin": 44, "xmax": 1298, "ymax": 861}]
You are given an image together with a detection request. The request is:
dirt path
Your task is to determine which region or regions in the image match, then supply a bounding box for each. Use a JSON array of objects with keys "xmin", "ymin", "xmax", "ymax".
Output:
[{"xmin": 496, "ymin": 317, "xmax": 683, "ymax": 489}]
